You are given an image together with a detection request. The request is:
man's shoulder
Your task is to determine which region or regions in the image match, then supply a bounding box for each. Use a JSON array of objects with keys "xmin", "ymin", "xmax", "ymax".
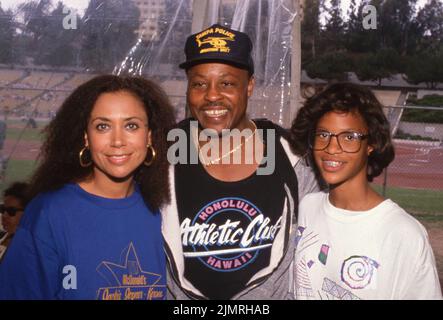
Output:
[
  {"xmin": 176, "ymin": 117, "xmax": 195, "ymax": 130},
  {"xmin": 254, "ymin": 118, "xmax": 288, "ymax": 137}
]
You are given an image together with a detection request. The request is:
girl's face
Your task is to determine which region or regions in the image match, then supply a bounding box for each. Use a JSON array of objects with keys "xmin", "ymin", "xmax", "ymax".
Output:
[
  {"xmin": 313, "ymin": 110, "xmax": 373, "ymax": 188},
  {"xmin": 85, "ymin": 91, "xmax": 151, "ymax": 183}
]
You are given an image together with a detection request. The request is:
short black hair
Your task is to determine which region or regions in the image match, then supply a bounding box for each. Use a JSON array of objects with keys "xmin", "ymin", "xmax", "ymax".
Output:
[
  {"xmin": 3, "ymin": 182, "xmax": 30, "ymax": 207},
  {"xmin": 290, "ymin": 82, "xmax": 395, "ymax": 182}
]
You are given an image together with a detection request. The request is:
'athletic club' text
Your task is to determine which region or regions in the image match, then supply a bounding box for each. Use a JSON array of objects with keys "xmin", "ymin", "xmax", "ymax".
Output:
[{"xmin": 181, "ymin": 214, "xmax": 282, "ymax": 249}]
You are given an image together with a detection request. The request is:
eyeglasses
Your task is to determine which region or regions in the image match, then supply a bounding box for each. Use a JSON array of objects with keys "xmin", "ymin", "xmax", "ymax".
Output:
[
  {"xmin": 310, "ymin": 130, "xmax": 368, "ymax": 153},
  {"xmin": 0, "ymin": 204, "xmax": 24, "ymax": 217}
]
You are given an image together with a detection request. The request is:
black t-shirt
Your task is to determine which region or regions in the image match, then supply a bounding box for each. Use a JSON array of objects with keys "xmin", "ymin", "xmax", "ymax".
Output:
[{"xmin": 174, "ymin": 118, "xmax": 298, "ymax": 299}]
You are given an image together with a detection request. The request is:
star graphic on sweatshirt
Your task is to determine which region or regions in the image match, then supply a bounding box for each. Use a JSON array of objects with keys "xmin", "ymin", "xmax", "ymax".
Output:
[{"xmin": 96, "ymin": 242, "xmax": 162, "ymax": 287}]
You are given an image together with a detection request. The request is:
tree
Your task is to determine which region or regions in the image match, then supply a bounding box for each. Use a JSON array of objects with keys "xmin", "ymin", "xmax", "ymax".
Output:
[
  {"xmin": 344, "ymin": 0, "xmax": 378, "ymax": 53},
  {"xmin": 415, "ymin": 0, "xmax": 443, "ymax": 52},
  {"xmin": 322, "ymin": 0, "xmax": 345, "ymax": 52},
  {"xmin": 19, "ymin": 0, "xmax": 52, "ymax": 52},
  {"xmin": 0, "ymin": 6, "xmax": 15, "ymax": 63},
  {"xmin": 32, "ymin": 1, "xmax": 83, "ymax": 66},
  {"xmin": 305, "ymin": 51, "xmax": 352, "ymax": 82},
  {"xmin": 405, "ymin": 48, "xmax": 443, "ymax": 89},
  {"xmin": 377, "ymin": 0, "xmax": 419, "ymax": 56},
  {"xmin": 81, "ymin": 0, "xmax": 140, "ymax": 72},
  {"xmin": 301, "ymin": 0, "xmax": 321, "ymax": 65},
  {"xmin": 355, "ymin": 48, "xmax": 403, "ymax": 86}
]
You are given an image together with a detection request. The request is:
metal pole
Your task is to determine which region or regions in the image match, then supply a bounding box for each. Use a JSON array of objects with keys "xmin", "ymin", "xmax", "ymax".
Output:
[
  {"xmin": 185, "ymin": 0, "xmax": 210, "ymax": 118},
  {"xmin": 191, "ymin": 0, "xmax": 209, "ymax": 33},
  {"xmin": 289, "ymin": 0, "xmax": 302, "ymax": 128}
]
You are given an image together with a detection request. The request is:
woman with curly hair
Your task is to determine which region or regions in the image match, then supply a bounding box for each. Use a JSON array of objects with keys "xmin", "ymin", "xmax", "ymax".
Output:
[
  {"xmin": 290, "ymin": 83, "xmax": 441, "ymax": 300},
  {"xmin": 0, "ymin": 75, "xmax": 175, "ymax": 300}
]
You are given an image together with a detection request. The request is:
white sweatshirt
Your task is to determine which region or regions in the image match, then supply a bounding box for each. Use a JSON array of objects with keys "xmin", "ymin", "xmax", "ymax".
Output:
[{"xmin": 293, "ymin": 192, "xmax": 442, "ymax": 300}]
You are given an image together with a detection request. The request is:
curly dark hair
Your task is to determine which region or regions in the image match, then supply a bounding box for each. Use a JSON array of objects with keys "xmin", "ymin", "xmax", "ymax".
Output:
[
  {"xmin": 3, "ymin": 182, "xmax": 30, "ymax": 207},
  {"xmin": 28, "ymin": 75, "xmax": 176, "ymax": 211},
  {"xmin": 290, "ymin": 82, "xmax": 395, "ymax": 182}
]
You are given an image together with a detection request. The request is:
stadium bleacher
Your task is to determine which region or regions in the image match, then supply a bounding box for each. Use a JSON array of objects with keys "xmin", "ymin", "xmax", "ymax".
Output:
[
  {"xmin": 0, "ymin": 68, "xmax": 416, "ymax": 121},
  {"xmin": 18, "ymin": 71, "xmax": 69, "ymax": 89},
  {"xmin": 54, "ymin": 74, "xmax": 96, "ymax": 90},
  {"xmin": 0, "ymin": 70, "xmax": 24, "ymax": 86},
  {"xmin": 0, "ymin": 70, "xmax": 97, "ymax": 117}
]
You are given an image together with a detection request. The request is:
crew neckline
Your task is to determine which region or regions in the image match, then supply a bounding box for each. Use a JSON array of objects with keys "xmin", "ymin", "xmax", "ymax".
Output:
[
  {"xmin": 194, "ymin": 120, "xmax": 270, "ymax": 185},
  {"xmin": 323, "ymin": 192, "xmax": 394, "ymax": 222},
  {"xmin": 66, "ymin": 183, "xmax": 142, "ymax": 210}
]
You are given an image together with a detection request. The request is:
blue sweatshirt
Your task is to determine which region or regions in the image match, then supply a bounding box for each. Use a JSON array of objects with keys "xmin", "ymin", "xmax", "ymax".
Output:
[{"xmin": 0, "ymin": 183, "xmax": 166, "ymax": 300}]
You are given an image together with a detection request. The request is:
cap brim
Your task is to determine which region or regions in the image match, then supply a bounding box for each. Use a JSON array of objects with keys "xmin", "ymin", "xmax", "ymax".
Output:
[{"xmin": 179, "ymin": 57, "xmax": 252, "ymax": 73}]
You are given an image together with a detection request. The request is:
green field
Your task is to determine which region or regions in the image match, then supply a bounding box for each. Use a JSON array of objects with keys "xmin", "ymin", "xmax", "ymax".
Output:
[
  {"xmin": 4, "ymin": 119, "xmax": 48, "ymax": 142},
  {"xmin": 0, "ymin": 159, "xmax": 38, "ymax": 193},
  {"xmin": 372, "ymin": 184, "xmax": 443, "ymax": 220},
  {"xmin": 5, "ymin": 127, "xmax": 45, "ymax": 142}
]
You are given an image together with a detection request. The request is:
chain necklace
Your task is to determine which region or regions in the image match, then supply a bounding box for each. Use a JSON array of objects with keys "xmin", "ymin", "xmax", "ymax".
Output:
[{"xmin": 195, "ymin": 121, "xmax": 257, "ymax": 167}]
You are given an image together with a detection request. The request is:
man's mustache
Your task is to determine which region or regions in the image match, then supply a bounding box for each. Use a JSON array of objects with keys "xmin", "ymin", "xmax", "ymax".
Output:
[{"xmin": 202, "ymin": 101, "xmax": 230, "ymax": 109}]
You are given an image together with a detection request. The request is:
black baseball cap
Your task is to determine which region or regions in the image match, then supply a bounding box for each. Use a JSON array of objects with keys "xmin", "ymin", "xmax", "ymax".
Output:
[{"xmin": 179, "ymin": 24, "xmax": 254, "ymax": 75}]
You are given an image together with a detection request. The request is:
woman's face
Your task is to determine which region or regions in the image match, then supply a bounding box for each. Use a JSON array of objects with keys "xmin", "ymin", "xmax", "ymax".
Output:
[
  {"xmin": 1, "ymin": 196, "xmax": 24, "ymax": 235},
  {"xmin": 313, "ymin": 110, "xmax": 373, "ymax": 188},
  {"xmin": 85, "ymin": 90, "xmax": 151, "ymax": 183}
]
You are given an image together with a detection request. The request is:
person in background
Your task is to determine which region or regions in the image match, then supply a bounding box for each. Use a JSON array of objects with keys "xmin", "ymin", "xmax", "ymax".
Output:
[
  {"xmin": 0, "ymin": 182, "xmax": 30, "ymax": 261},
  {"xmin": 0, "ymin": 116, "xmax": 7, "ymax": 180},
  {"xmin": 0, "ymin": 75, "xmax": 175, "ymax": 300},
  {"xmin": 290, "ymin": 82, "xmax": 442, "ymax": 300}
]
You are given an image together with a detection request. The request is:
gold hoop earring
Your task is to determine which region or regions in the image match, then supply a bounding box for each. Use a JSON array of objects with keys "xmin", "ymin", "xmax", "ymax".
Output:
[
  {"xmin": 79, "ymin": 146, "xmax": 92, "ymax": 167},
  {"xmin": 144, "ymin": 144, "xmax": 156, "ymax": 166}
]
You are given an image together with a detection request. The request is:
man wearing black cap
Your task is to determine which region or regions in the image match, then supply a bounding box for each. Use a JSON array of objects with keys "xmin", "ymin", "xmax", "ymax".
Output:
[{"xmin": 162, "ymin": 24, "xmax": 318, "ymax": 300}]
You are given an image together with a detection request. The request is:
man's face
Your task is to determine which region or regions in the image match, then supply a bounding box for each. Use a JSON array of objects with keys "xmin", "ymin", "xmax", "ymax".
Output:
[{"xmin": 186, "ymin": 63, "xmax": 254, "ymax": 133}]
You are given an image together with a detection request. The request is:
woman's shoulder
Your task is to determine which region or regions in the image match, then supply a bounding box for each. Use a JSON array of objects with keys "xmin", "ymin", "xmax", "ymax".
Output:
[
  {"xmin": 382, "ymin": 200, "xmax": 429, "ymax": 240},
  {"xmin": 29, "ymin": 184, "xmax": 78, "ymax": 208},
  {"xmin": 20, "ymin": 184, "xmax": 78, "ymax": 229}
]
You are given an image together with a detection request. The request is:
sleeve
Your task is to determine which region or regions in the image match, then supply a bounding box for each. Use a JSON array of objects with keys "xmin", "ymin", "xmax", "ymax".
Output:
[
  {"xmin": 403, "ymin": 227, "xmax": 442, "ymax": 300},
  {"xmin": 0, "ymin": 204, "xmax": 62, "ymax": 300},
  {"xmin": 294, "ymin": 161, "xmax": 320, "ymax": 201}
]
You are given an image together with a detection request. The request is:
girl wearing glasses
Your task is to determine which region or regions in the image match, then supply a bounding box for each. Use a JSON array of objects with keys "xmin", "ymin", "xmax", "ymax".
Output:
[
  {"xmin": 290, "ymin": 83, "xmax": 441, "ymax": 299},
  {"xmin": 0, "ymin": 182, "xmax": 29, "ymax": 260}
]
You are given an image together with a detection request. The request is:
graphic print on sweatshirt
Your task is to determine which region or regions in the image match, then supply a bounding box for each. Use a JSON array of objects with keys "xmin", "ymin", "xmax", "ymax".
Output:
[
  {"xmin": 181, "ymin": 197, "xmax": 282, "ymax": 272},
  {"xmin": 96, "ymin": 242, "xmax": 166, "ymax": 300},
  {"xmin": 173, "ymin": 119, "xmax": 298, "ymax": 298},
  {"xmin": 294, "ymin": 226, "xmax": 380, "ymax": 300}
]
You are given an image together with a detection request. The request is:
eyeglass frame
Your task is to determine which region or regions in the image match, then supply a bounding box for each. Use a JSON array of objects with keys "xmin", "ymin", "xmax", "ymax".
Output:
[
  {"xmin": 309, "ymin": 130, "xmax": 369, "ymax": 153},
  {"xmin": 0, "ymin": 204, "xmax": 24, "ymax": 217}
]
